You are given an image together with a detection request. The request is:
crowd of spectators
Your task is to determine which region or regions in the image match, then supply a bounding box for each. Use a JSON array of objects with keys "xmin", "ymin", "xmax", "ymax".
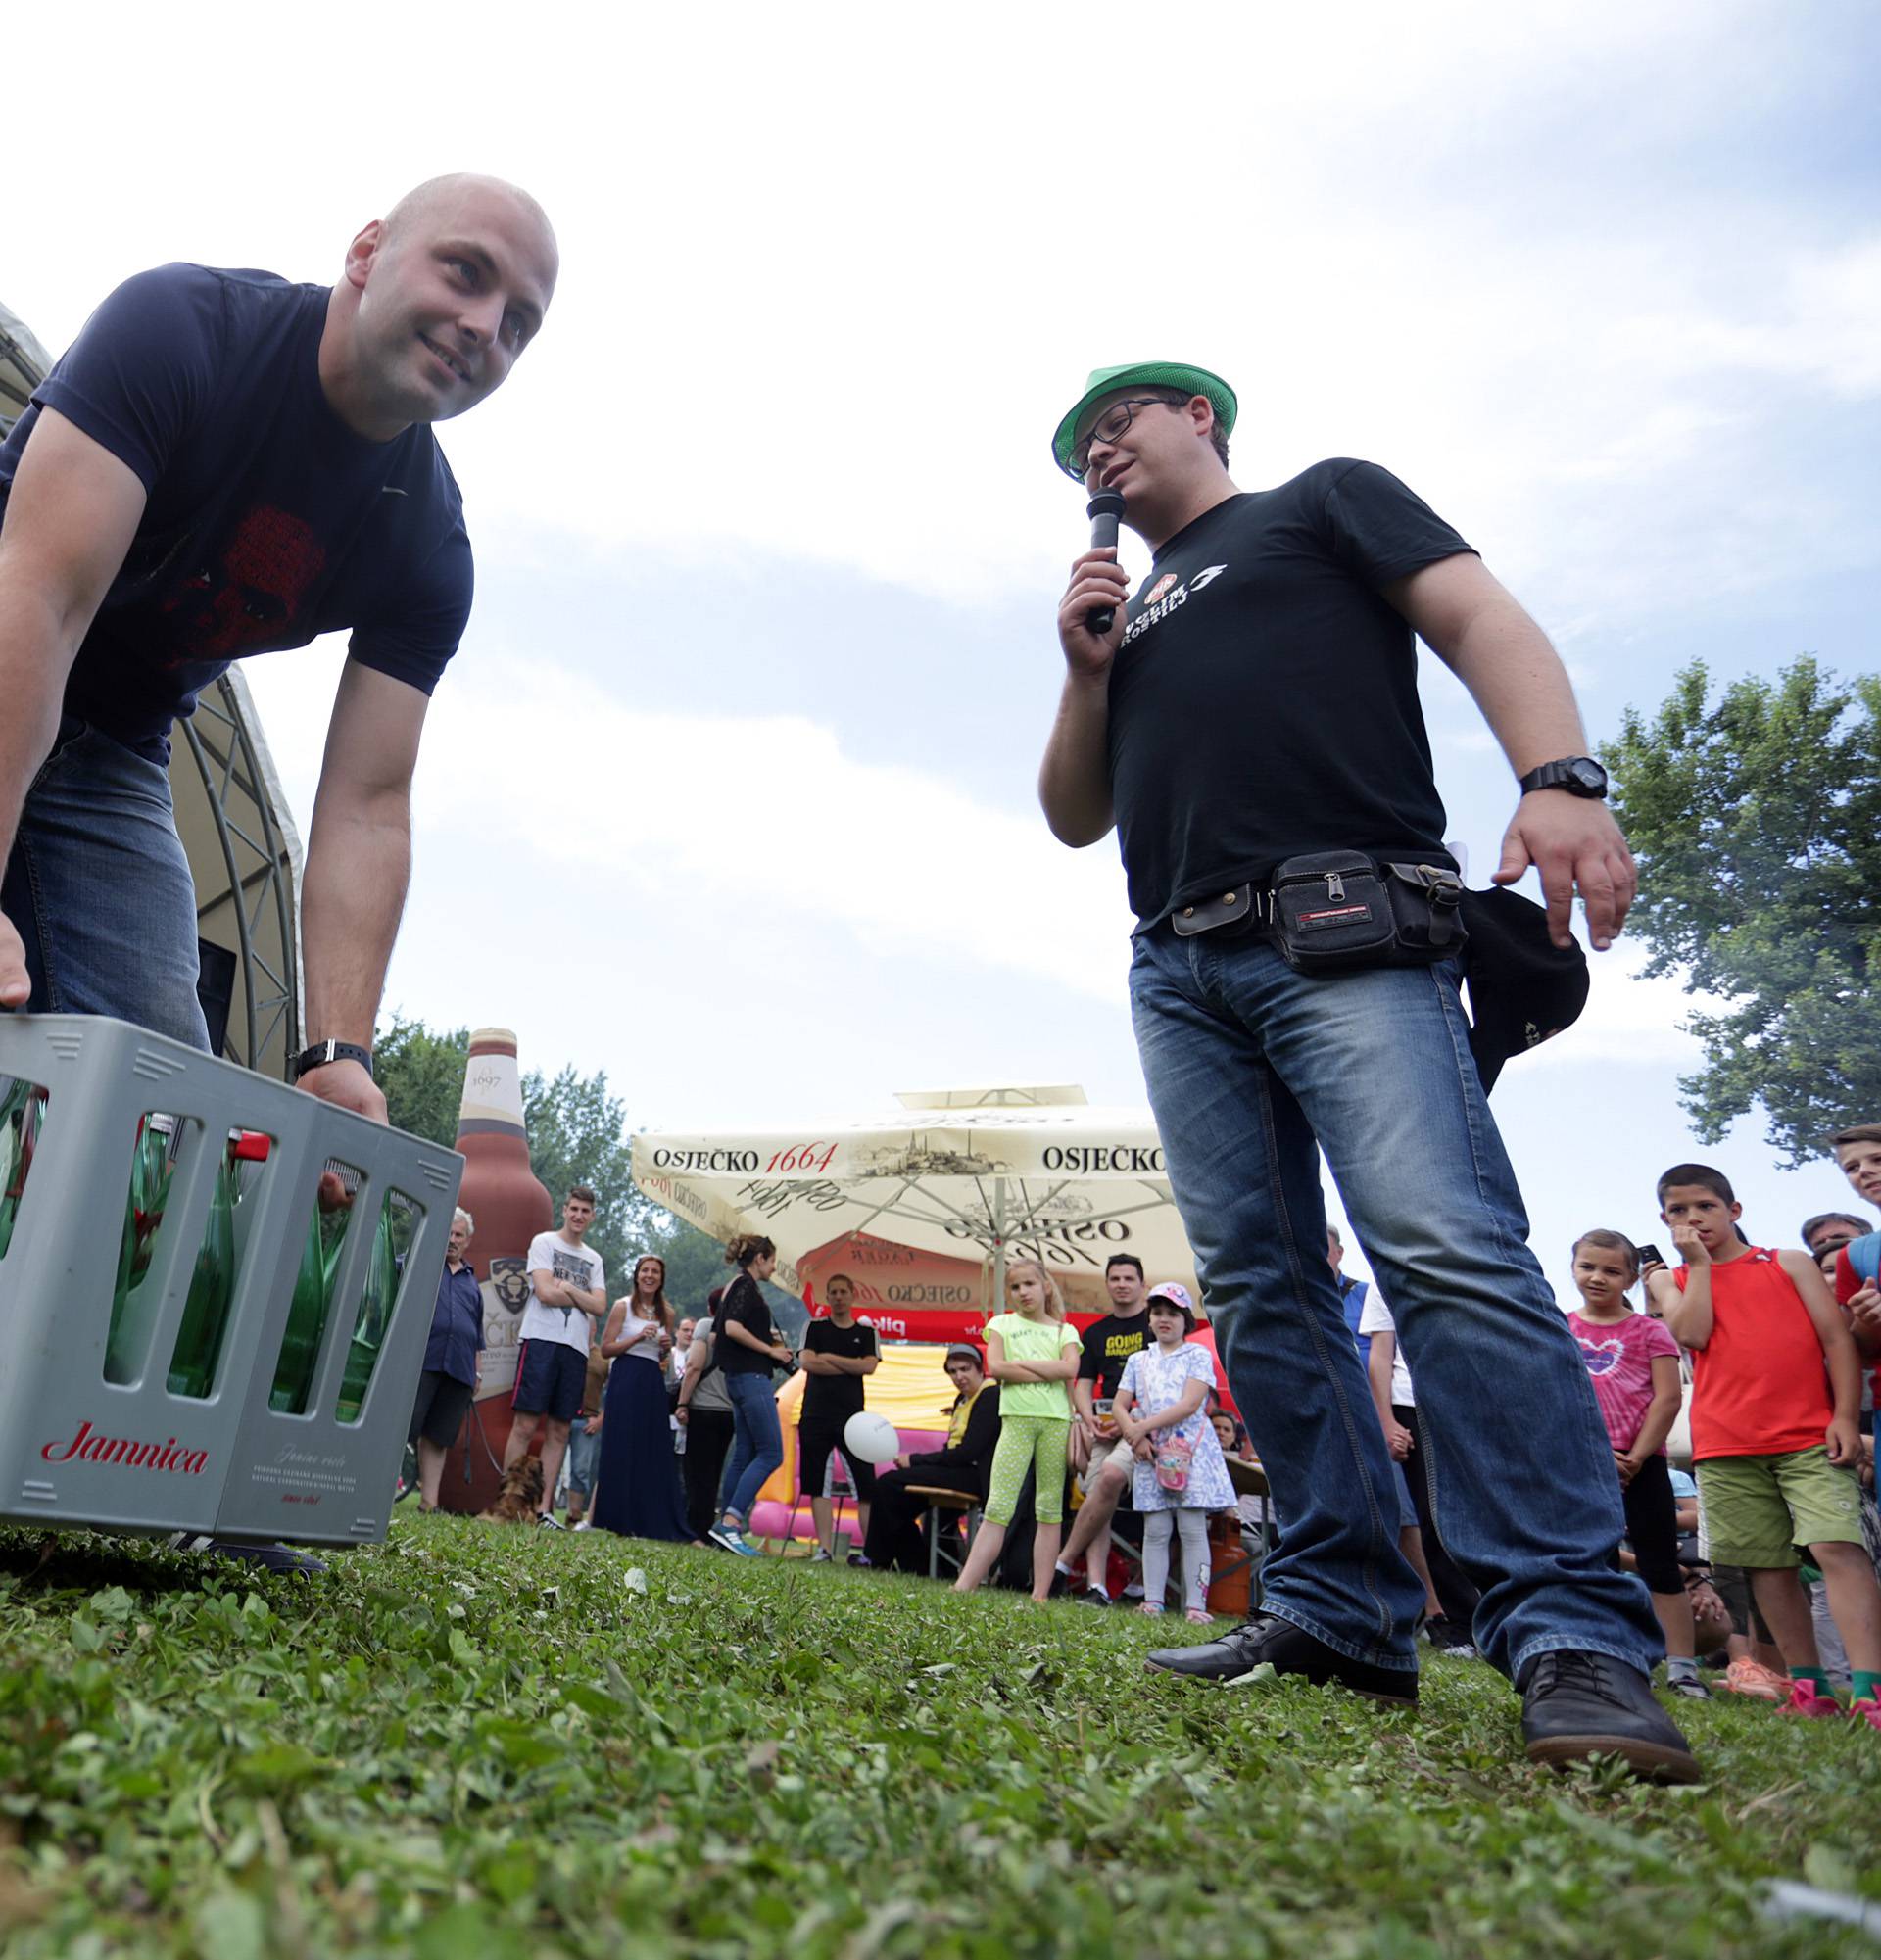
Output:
[{"xmin": 411, "ymin": 1120, "xmax": 1881, "ymax": 1727}]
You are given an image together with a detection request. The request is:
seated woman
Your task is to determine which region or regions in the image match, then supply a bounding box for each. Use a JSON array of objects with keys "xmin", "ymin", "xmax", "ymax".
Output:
[
  {"xmin": 863, "ymin": 1344, "xmax": 1000, "ymax": 1573},
  {"xmin": 591, "ymin": 1254, "xmax": 694, "ymax": 1543}
]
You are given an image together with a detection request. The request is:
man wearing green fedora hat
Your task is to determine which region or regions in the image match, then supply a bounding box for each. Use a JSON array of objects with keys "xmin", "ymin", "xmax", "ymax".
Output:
[{"xmin": 1036, "ymin": 364, "xmax": 1698, "ymax": 1782}]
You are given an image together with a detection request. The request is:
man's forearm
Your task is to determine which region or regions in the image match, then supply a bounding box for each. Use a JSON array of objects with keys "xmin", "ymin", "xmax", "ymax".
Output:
[
  {"xmin": 0, "ymin": 580, "xmax": 79, "ymax": 869},
  {"xmin": 1037, "ymin": 670, "xmax": 1114, "ymax": 846},
  {"xmin": 300, "ymin": 789, "xmax": 411, "ymax": 1045},
  {"xmin": 1438, "ymin": 593, "xmax": 1586, "ymax": 780},
  {"xmin": 1366, "ymin": 1350, "xmax": 1396, "ymax": 1430}
]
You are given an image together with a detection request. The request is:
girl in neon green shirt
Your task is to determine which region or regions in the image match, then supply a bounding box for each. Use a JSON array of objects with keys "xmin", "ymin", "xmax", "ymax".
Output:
[{"xmin": 952, "ymin": 1260, "xmax": 1082, "ymax": 1602}]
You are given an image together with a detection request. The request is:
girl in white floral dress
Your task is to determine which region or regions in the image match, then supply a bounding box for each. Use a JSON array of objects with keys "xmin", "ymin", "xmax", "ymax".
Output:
[{"xmin": 1116, "ymin": 1285, "xmax": 1234, "ymax": 1622}]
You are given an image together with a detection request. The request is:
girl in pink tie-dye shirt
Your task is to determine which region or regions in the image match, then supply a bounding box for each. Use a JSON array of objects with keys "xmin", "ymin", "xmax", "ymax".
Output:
[{"xmin": 1568, "ymin": 1228, "xmax": 1705, "ymax": 1697}]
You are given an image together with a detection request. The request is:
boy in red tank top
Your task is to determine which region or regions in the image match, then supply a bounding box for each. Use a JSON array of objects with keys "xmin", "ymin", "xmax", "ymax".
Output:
[{"xmin": 1645, "ymin": 1163, "xmax": 1881, "ymax": 1729}]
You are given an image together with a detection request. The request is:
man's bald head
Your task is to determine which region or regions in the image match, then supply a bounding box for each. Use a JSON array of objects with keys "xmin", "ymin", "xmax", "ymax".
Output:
[
  {"xmin": 381, "ymin": 173, "xmax": 557, "ymax": 273},
  {"xmin": 324, "ymin": 173, "xmax": 559, "ymax": 440}
]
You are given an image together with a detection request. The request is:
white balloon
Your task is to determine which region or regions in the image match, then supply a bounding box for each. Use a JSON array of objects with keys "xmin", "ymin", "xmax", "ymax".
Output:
[{"xmin": 843, "ymin": 1410, "xmax": 901, "ymax": 1465}]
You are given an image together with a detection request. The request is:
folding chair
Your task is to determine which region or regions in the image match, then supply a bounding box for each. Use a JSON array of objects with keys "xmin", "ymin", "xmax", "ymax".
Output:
[{"xmin": 907, "ymin": 1485, "xmax": 980, "ymax": 1580}]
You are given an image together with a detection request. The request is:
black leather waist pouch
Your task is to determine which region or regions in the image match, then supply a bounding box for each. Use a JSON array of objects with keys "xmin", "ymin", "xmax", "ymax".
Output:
[{"xmin": 1267, "ymin": 850, "xmax": 1466, "ymax": 974}]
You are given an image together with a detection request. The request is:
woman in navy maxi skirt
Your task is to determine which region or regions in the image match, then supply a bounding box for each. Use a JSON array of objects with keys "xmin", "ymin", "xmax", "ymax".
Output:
[{"xmin": 591, "ymin": 1255, "xmax": 694, "ymax": 1543}]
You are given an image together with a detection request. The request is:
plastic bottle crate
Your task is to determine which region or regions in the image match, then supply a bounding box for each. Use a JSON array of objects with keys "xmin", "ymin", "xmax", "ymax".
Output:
[{"xmin": 0, "ymin": 1015, "xmax": 463, "ymax": 1546}]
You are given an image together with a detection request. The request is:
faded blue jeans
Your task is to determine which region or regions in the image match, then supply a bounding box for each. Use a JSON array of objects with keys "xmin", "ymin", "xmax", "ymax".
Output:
[
  {"xmin": 1129, "ymin": 924, "xmax": 1663, "ymax": 1685},
  {"xmin": 2, "ymin": 715, "xmax": 209, "ymax": 1048},
  {"xmin": 721, "ymin": 1371, "xmax": 784, "ymax": 1523}
]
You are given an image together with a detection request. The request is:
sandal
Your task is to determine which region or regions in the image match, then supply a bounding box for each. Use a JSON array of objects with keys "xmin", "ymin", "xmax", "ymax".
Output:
[{"xmin": 1136, "ymin": 1601, "xmax": 1165, "ymax": 1616}]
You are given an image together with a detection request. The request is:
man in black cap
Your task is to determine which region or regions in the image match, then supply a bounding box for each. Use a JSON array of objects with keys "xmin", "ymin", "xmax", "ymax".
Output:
[{"xmin": 1037, "ymin": 363, "xmax": 1696, "ymax": 1780}]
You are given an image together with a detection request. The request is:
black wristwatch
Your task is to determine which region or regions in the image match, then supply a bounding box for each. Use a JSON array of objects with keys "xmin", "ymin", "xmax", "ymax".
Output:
[
  {"xmin": 291, "ymin": 1038, "xmax": 375, "ymax": 1083},
  {"xmin": 1519, "ymin": 755, "xmax": 1609, "ymax": 799}
]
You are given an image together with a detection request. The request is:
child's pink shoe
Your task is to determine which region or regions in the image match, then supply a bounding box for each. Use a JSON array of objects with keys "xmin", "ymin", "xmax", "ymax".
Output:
[
  {"xmin": 1782, "ymin": 1679, "xmax": 1843, "ymax": 1719},
  {"xmin": 1850, "ymin": 1698, "xmax": 1881, "ymax": 1732}
]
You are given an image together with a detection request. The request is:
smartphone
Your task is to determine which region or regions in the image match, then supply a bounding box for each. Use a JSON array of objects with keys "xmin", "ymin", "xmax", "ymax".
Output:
[{"xmin": 1635, "ymin": 1243, "xmax": 1665, "ymax": 1270}]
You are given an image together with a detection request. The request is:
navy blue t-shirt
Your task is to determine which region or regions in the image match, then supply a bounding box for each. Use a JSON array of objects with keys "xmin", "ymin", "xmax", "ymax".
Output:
[
  {"xmin": 0, "ymin": 263, "xmax": 473, "ymax": 757},
  {"xmin": 1106, "ymin": 461, "xmax": 1473, "ymax": 927}
]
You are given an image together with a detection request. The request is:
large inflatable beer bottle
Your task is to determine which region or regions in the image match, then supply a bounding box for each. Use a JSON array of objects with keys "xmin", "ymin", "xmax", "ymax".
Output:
[{"xmin": 440, "ymin": 1029, "xmax": 554, "ymax": 1510}]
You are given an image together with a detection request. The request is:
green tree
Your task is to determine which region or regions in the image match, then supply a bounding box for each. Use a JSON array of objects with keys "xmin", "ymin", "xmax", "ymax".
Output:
[
  {"xmin": 520, "ymin": 1063, "xmax": 664, "ymax": 1291},
  {"xmin": 373, "ymin": 1016, "xmax": 471, "ymax": 1148},
  {"xmin": 1601, "ymin": 656, "xmax": 1881, "ymax": 1165}
]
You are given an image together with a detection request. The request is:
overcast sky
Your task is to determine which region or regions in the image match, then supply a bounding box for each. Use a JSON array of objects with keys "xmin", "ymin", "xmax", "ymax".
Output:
[{"xmin": 8, "ymin": 0, "xmax": 1877, "ymax": 1305}]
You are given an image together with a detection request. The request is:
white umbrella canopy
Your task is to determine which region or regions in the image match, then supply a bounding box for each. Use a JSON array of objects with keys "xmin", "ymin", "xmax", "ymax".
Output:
[{"xmin": 632, "ymin": 1083, "xmax": 1200, "ymax": 1316}]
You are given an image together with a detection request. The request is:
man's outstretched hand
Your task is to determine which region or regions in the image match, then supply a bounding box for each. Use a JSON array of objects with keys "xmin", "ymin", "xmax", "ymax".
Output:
[
  {"xmin": 1493, "ymin": 791, "xmax": 1637, "ymax": 951},
  {"xmin": 0, "ymin": 910, "xmax": 30, "ymax": 1009},
  {"xmin": 297, "ymin": 1056, "xmax": 388, "ymax": 1125}
]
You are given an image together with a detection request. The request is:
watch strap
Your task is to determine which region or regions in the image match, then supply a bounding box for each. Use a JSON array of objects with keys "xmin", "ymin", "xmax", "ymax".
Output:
[
  {"xmin": 292, "ymin": 1038, "xmax": 374, "ymax": 1081},
  {"xmin": 1519, "ymin": 756, "xmax": 1607, "ymax": 798}
]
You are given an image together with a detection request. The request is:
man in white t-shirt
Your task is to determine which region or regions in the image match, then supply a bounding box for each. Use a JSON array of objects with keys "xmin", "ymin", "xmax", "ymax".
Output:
[
  {"xmin": 1361, "ymin": 1286, "xmax": 1480, "ymax": 1650},
  {"xmin": 504, "ymin": 1184, "xmax": 607, "ymax": 1524}
]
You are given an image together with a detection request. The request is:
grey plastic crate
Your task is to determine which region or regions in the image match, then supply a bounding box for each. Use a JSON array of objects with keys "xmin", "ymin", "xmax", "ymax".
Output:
[{"xmin": 0, "ymin": 1015, "xmax": 462, "ymax": 1546}]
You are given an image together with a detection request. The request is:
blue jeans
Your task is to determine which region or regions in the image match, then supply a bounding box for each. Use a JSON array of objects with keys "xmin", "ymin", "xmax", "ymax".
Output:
[
  {"xmin": 2, "ymin": 716, "xmax": 209, "ymax": 1047},
  {"xmin": 564, "ymin": 1415, "xmax": 604, "ymax": 1499},
  {"xmin": 1129, "ymin": 925, "xmax": 1663, "ymax": 1684},
  {"xmin": 721, "ymin": 1372, "xmax": 783, "ymax": 1523}
]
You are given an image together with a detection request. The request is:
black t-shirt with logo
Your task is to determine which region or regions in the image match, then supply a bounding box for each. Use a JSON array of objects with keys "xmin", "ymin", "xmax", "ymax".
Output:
[
  {"xmin": 1105, "ymin": 461, "xmax": 1473, "ymax": 928},
  {"xmin": 801, "ymin": 1316, "xmax": 880, "ymax": 1421},
  {"xmin": 1077, "ymin": 1311, "xmax": 1156, "ymax": 1399}
]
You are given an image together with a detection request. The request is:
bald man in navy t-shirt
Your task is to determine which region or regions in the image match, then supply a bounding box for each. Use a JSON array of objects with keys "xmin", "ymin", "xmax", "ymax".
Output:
[{"xmin": 0, "ymin": 174, "xmax": 556, "ymax": 1123}]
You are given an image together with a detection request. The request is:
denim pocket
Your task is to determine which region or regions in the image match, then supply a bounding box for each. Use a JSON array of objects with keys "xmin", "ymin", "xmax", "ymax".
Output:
[{"xmin": 30, "ymin": 715, "xmax": 92, "ymax": 790}]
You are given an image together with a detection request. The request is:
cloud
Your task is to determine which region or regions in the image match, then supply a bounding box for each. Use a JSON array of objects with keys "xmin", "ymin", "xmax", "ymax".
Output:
[
  {"xmin": 1519, "ymin": 941, "xmax": 1712, "ymax": 1073},
  {"xmin": 250, "ymin": 645, "xmax": 1133, "ymax": 1004}
]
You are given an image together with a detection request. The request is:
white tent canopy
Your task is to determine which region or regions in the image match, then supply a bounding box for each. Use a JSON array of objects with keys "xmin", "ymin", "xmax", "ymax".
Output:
[{"xmin": 632, "ymin": 1083, "xmax": 1199, "ymax": 1314}]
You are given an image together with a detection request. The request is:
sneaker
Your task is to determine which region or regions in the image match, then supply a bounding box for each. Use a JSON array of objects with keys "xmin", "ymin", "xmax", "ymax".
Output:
[
  {"xmin": 808, "ymin": 1548, "xmax": 833, "ymax": 1563},
  {"xmin": 571, "ymin": 1520, "xmax": 593, "ymax": 1533},
  {"xmin": 1519, "ymin": 1650, "xmax": 1702, "ymax": 1783},
  {"xmin": 1722, "ymin": 1655, "xmax": 1788, "ymax": 1701},
  {"xmin": 1145, "ymin": 1612, "xmax": 1419, "ymax": 1704},
  {"xmin": 1850, "ymin": 1697, "xmax": 1881, "ymax": 1732},
  {"xmin": 709, "ymin": 1525, "xmax": 759, "ymax": 1557},
  {"xmin": 846, "ymin": 1552, "xmax": 872, "ymax": 1568},
  {"xmin": 1075, "ymin": 1587, "xmax": 1112, "ymax": 1608},
  {"xmin": 536, "ymin": 1513, "xmax": 564, "ymax": 1530},
  {"xmin": 1664, "ymin": 1670, "xmax": 1712, "ymax": 1700},
  {"xmin": 1423, "ymin": 1614, "xmax": 1472, "ymax": 1651},
  {"xmin": 1046, "ymin": 1566, "xmax": 1075, "ymax": 1600},
  {"xmin": 1781, "ymin": 1678, "xmax": 1843, "ymax": 1719}
]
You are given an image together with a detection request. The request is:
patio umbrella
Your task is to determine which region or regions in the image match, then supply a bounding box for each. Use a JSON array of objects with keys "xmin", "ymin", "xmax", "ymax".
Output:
[{"xmin": 631, "ymin": 1083, "xmax": 1199, "ymax": 1320}]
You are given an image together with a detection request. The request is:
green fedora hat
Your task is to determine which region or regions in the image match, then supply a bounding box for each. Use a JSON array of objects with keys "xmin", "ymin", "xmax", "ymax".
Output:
[{"xmin": 1051, "ymin": 360, "xmax": 1237, "ymax": 479}]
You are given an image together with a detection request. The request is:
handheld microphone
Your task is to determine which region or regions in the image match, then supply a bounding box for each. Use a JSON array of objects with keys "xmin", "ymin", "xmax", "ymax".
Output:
[{"xmin": 1085, "ymin": 490, "xmax": 1127, "ymax": 635}]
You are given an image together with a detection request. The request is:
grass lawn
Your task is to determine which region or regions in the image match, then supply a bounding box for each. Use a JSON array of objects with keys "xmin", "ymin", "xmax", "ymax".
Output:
[{"xmin": 2, "ymin": 1515, "xmax": 1878, "ymax": 1958}]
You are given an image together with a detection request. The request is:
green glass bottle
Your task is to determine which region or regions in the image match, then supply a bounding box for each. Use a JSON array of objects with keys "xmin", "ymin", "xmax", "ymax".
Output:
[
  {"xmin": 164, "ymin": 1131, "xmax": 268, "ymax": 1399},
  {"xmin": 268, "ymin": 1211, "xmax": 339, "ymax": 1415},
  {"xmin": 336, "ymin": 1200, "xmax": 402, "ymax": 1422},
  {"xmin": 0, "ymin": 1076, "xmax": 48, "ymax": 1262},
  {"xmin": 105, "ymin": 1116, "xmax": 177, "ymax": 1383}
]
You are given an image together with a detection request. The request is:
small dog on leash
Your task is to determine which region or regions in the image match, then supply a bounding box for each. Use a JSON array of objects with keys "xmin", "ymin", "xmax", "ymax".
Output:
[{"xmin": 480, "ymin": 1457, "xmax": 545, "ymax": 1524}]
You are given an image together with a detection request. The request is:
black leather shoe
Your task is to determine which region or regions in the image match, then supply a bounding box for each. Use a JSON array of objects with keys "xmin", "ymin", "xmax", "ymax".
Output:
[
  {"xmin": 171, "ymin": 1535, "xmax": 329, "ymax": 1577},
  {"xmin": 1144, "ymin": 1612, "xmax": 1418, "ymax": 1704},
  {"xmin": 1520, "ymin": 1650, "xmax": 1702, "ymax": 1783}
]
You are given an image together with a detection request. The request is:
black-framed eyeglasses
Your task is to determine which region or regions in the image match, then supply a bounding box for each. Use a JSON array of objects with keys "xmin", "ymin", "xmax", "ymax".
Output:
[{"xmin": 1067, "ymin": 397, "xmax": 1170, "ymax": 479}]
